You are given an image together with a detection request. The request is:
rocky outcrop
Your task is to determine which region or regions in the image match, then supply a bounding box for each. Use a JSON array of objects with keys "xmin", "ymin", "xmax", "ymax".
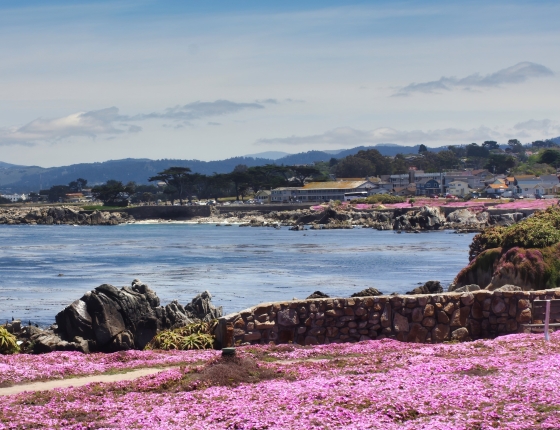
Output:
[
  {"xmin": 0, "ymin": 207, "xmax": 133, "ymax": 225},
  {"xmin": 52, "ymin": 279, "xmax": 222, "ymax": 352},
  {"xmin": 351, "ymin": 287, "xmax": 383, "ymax": 297},
  {"xmin": 393, "ymin": 206, "xmax": 446, "ymax": 231},
  {"xmin": 306, "ymin": 291, "xmax": 330, "ymax": 299},
  {"xmin": 191, "ymin": 205, "xmax": 531, "ymax": 232},
  {"xmin": 406, "ymin": 281, "xmax": 443, "ymax": 295},
  {"xmin": 451, "ymin": 207, "xmax": 560, "ymax": 292}
]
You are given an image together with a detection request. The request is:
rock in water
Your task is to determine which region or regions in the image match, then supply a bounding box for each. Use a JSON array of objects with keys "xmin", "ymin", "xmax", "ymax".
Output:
[
  {"xmin": 406, "ymin": 280, "xmax": 443, "ymax": 295},
  {"xmin": 350, "ymin": 287, "xmax": 382, "ymax": 297},
  {"xmin": 306, "ymin": 291, "xmax": 330, "ymax": 299},
  {"xmin": 55, "ymin": 280, "xmax": 223, "ymax": 352}
]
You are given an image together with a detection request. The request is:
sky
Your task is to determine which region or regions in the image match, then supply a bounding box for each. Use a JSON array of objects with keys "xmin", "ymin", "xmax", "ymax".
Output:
[{"xmin": 0, "ymin": 0, "xmax": 559, "ymax": 167}]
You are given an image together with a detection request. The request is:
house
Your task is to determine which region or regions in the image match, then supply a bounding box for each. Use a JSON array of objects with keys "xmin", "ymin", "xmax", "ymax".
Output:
[
  {"xmin": 296, "ymin": 180, "xmax": 377, "ymax": 202},
  {"xmin": 270, "ymin": 187, "xmax": 299, "ymax": 203},
  {"xmin": 484, "ymin": 184, "xmax": 509, "ymax": 196},
  {"xmin": 64, "ymin": 193, "xmax": 84, "ymax": 203},
  {"xmin": 416, "ymin": 178, "xmax": 441, "ymax": 196},
  {"xmin": 254, "ymin": 190, "xmax": 271, "ymax": 204},
  {"xmin": 447, "ymin": 180, "xmax": 470, "ymax": 197},
  {"xmin": 512, "ymin": 175, "xmax": 544, "ymax": 198},
  {"xmin": 393, "ymin": 184, "xmax": 417, "ymax": 197},
  {"xmin": 539, "ymin": 175, "xmax": 560, "ymax": 195}
]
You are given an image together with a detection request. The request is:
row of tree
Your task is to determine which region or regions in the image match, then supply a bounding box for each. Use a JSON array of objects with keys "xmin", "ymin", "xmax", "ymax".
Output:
[{"xmin": 36, "ymin": 138, "xmax": 560, "ymax": 205}]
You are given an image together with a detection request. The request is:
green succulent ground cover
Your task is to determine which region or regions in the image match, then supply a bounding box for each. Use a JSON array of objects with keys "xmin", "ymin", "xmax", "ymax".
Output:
[
  {"xmin": 0, "ymin": 327, "xmax": 19, "ymax": 354},
  {"xmin": 145, "ymin": 321, "xmax": 217, "ymax": 351},
  {"xmin": 460, "ymin": 207, "xmax": 560, "ymax": 290}
]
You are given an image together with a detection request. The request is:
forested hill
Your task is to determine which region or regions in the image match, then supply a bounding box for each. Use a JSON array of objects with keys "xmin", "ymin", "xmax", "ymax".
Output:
[{"xmin": 0, "ymin": 144, "xmax": 456, "ymax": 193}]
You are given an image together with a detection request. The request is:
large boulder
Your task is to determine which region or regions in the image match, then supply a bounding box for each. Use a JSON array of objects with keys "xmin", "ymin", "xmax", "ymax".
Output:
[
  {"xmin": 394, "ymin": 206, "xmax": 446, "ymax": 231},
  {"xmin": 55, "ymin": 280, "xmax": 223, "ymax": 352},
  {"xmin": 350, "ymin": 287, "xmax": 383, "ymax": 297},
  {"xmin": 407, "ymin": 280, "xmax": 443, "ymax": 295}
]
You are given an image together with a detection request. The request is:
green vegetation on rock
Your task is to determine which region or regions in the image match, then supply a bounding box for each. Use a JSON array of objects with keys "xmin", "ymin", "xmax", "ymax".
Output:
[
  {"xmin": 144, "ymin": 321, "xmax": 216, "ymax": 351},
  {"xmin": 458, "ymin": 207, "xmax": 560, "ymax": 291},
  {"xmin": 0, "ymin": 327, "xmax": 19, "ymax": 355}
]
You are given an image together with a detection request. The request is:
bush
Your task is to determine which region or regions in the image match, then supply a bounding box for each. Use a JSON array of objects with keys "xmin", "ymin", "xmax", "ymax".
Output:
[
  {"xmin": 470, "ymin": 207, "xmax": 560, "ymax": 259},
  {"xmin": 0, "ymin": 327, "xmax": 19, "ymax": 355},
  {"xmin": 145, "ymin": 321, "xmax": 217, "ymax": 351},
  {"xmin": 351, "ymin": 194, "xmax": 405, "ymax": 205}
]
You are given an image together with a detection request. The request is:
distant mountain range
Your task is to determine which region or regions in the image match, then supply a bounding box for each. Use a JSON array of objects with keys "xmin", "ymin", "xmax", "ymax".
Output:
[{"xmin": 1, "ymin": 141, "xmax": 552, "ymax": 193}]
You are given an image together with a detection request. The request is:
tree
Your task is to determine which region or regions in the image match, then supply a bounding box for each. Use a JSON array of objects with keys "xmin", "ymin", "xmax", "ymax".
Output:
[
  {"xmin": 68, "ymin": 178, "xmax": 87, "ymax": 192},
  {"xmin": 289, "ymin": 165, "xmax": 321, "ymax": 187},
  {"xmin": 484, "ymin": 154, "xmax": 516, "ymax": 174},
  {"xmin": 47, "ymin": 185, "xmax": 70, "ymax": 203},
  {"xmin": 91, "ymin": 180, "xmax": 135, "ymax": 206},
  {"xmin": 466, "ymin": 143, "xmax": 490, "ymax": 158},
  {"xmin": 507, "ymin": 139, "xmax": 524, "ymax": 154},
  {"xmin": 539, "ymin": 149, "xmax": 560, "ymax": 167},
  {"xmin": 418, "ymin": 144, "xmax": 428, "ymax": 154},
  {"xmin": 482, "ymin": 141, "xmax": 499, "ymax": 150},
  {"xmin": 149, "ymin": 167, "xmax": 192, "ymax": 204},
  {"xmin": 334, "ymin": 157, "xmax": 374, "ymax": 178},
  {"xmin": 227, "ymin": 165, "xmax": 251, "ymax": 201}
]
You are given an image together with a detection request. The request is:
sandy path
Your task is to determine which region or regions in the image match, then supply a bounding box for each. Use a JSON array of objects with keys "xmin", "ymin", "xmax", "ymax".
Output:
[{"xmin": 0, "ymin": 366, "xmax": 178, "ymax": 396}]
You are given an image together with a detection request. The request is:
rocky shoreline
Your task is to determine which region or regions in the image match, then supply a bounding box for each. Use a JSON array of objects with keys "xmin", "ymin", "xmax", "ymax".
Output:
[
  {"xmin": 0, "ymin": 206, "xmax": 133, "ymax": 225},
  {"xmin": 0, "ymin": 205, "xmax": 529, "ymax": 231},
  {"xmin": 195, "ymin": 205, "xmax": 527, "ymax": 232}
]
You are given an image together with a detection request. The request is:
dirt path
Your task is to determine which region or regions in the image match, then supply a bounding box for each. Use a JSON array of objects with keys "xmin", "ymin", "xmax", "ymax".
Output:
[{"xmin": 0, "ymin": 366, "xmax": 178, "ymax": 397}]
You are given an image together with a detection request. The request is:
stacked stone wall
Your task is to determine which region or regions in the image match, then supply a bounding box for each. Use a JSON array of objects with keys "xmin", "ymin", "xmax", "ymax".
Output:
[{"xmin": 215, "ymin": 289, "xmax": 560, "ymax": 347}]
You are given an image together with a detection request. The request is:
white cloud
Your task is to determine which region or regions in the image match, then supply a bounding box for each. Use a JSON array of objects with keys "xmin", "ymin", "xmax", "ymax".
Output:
[
  {"xmin": 256, "ymin": 125, "xmax": 500, "ymax": 146},
  {"xmin": 129, "ymin": 100, "xmax": 265, "ymax": 123},
  {"xmin": 393, "ymin": 62, "xmax": 554, "ymax": 96},
  {"xmin": 0, "ymin": 100, "xmax": 268, "ymax": 146},
  {"xmin": 0, "ymin": 107, "xmax": 126, "ymax": 146}
]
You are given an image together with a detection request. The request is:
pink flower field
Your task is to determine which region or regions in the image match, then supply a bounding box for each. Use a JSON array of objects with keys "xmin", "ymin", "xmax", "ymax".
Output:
[
  {"xmin": 2, "ymin": 333, "xmax": 560, "ymax": 429},
  {"xmin": 0, "ymin": 349, "xmax": 220, "ymax": 386}
]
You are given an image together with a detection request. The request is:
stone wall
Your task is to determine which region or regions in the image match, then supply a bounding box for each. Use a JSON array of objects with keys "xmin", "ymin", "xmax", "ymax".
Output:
[{"xmin": 215, "ymin": 289, "xmax": 560, "ymax": 347}]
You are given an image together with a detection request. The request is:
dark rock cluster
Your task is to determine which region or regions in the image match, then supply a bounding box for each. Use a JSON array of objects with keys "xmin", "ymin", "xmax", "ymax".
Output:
[
  {"xmin": 17, "ymin": 280, "xmax": 222, "ymax": 354},
  {"xmin": 0, "ymin": 207, "xmax": 132, "ymax": 225}
]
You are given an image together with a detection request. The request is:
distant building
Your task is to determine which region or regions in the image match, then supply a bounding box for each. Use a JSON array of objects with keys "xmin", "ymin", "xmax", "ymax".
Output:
[
  {"xmin": 254, "ymin": 190, "xmax": 271, "ymax": 203},
  {"xmin": 0, "ymin": 193, "xmax": 27, "ymax": 202},
  {"xmin": 270, "ymin": 187, "xmax": 300, "ymax": 203},
  {"xmin": 296, "ymin": 180, "xmax": 377, "ymax": 202},
  {"xmin": 447, "ymin": 180, "xmax": 470, "ymax": 197}
]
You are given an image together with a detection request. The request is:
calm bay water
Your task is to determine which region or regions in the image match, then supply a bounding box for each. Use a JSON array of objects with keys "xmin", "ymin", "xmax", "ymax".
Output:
[{"xmin": 0, "ymin": 224, "xmax": 475, "ymax": 325}]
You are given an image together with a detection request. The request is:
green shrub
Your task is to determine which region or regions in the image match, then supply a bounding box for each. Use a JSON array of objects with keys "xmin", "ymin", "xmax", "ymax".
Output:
[
  {"xmin": 145, "ymin": 321, "xmax": 217, "ymax": 351},
  {"xmin": 0, "ymin": 327, "xmax": 19, "ymax": 355},
  {"xmin": 351, "ymin": 194, "xmax": 406, "ymax": 205},
  {"xmin": 470, "ymin": 207, "xmax": 560, "ymax": 259}
]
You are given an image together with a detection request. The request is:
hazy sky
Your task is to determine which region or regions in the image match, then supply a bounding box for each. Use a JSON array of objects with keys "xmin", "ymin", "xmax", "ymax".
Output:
[{"xmin": 1, "ymin": 0, "xmax": 559, "ymax": 166}]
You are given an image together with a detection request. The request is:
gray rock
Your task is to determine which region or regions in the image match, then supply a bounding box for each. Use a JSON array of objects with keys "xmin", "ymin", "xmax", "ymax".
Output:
[
  {"xmin": 494, "ymin": 284, "xmax": 522, "ymax": 292},
  {"xmin": 451, "ymin": 284, "xmax": 481, "ymax": 293},
  {"xmin": 55, "ymin": 280, "xmax": 223, "ymax": 352},
  {"xmin": 407, "ymin": 280, "xmax": 443, "ymax": 295},
  {"xmin": 351, "ymin": 287, "xmax": 382, "ymax": 297},
  {"xmin": 451, "ymin": 327, "xmax": 470, "ymax": 342},
  {"xmin": 278, "ymin": 309, "xmax": 300, "ymax": 326},
  {"xmin": 306, "ymin": 291, "xmax": 330, "ymax": 299}
]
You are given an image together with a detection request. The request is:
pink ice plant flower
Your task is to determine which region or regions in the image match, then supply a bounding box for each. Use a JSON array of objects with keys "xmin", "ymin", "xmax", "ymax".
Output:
[
  {"xmin": 0, "ymin": 349, "xmax": 220, "ymax": 386},
  {"xmin": 2, "ymin": 333, "xmax": 560, "ymax": 428}
]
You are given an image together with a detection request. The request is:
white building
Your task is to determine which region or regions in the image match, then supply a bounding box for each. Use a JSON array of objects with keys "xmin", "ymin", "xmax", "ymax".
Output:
[
  {"xmin": 0, "ymin": 193, "xmax": 27, "ymax": 202},
  {"xmin": 447, "ymin": 180, "xmax": 470, "ymax": 197},
  {"xmin": 296, "ymin": 180, "xmax": 377, "ymax": 202},
  {"xmin": 270, "ymin": 187, "xmax": 300, "ymax": 203}
]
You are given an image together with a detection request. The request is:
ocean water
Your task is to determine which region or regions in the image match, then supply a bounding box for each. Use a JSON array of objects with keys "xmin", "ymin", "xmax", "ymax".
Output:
[{"xmin": 0, "ymin": 224, "xmax": 475, "ymax": 325}]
